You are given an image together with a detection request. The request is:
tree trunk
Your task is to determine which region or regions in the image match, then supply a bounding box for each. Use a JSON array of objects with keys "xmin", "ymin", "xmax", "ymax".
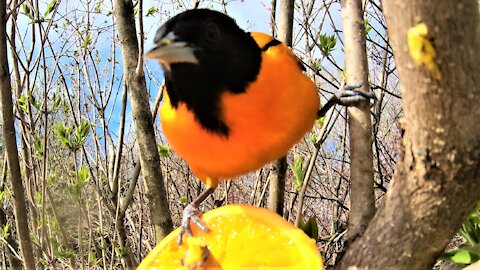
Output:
[
  {"xmin": 338, "ymin": 0, "xmax": 480, "ymax": 269},
  {"xmin": 112, "ymin": 0, "xmax": 173, "ymax": 243},
  {"xmin": 0, "ymin": 0, "xmax": 36, "ymax": 268},
  {"xmin": 267, "ymin": 0, "xmax": 294, "ymax": 216},
  {"xmin": 340, "ymin": 0, "xmax": 375, "ymax": 243}
]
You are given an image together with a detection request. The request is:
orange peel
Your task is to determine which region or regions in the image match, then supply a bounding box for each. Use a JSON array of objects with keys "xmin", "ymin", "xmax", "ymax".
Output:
[{"xmin": 137, "ymin": 204, "xmax": 324, "ymax": 269}]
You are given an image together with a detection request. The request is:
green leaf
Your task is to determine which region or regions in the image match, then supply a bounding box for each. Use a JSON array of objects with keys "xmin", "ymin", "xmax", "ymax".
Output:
[
  {"xmin": 94, "ymin": 1, "xmax": 102, "ymax": 13},
  {"xmin": 364, "ymin": 19, "xmax": 373, "ymax": 35},
  {"xmin": 53, "ymin": 240, "xmax": 75, "ymax": 259},
  {"xmin": 441, "ymin": 218, "xmax": 480, "ymax": 266},
  {"xmin": 89, "ymin": 250, "xmax": 97, "ymax": 264},
  {"xmin": 38, "ymin": 258, "xmax": 48, "ymax": 267},
  {"xmin": 77, "ymin": 167, "xmax": 90, "ymax": 185},
  {"xmin": 22, "ymin": 3, "xmax": 30, "ymax": 15},
  {"xmin": 311, "ymin": 58, "xmax": 322, "ymax": 72},
  {"xmin": 309, "ymin": 133, "xmax": 318, "ymax": 144},
  {"xmin": 114, "ymin": 246, "xmax": 128, "ymax": 257},
  {"xmin": 339, "ymin": 66, "xmax": 347, "ymax": 82},
  {"xmin": 17, "ymin": 93, "xmax": 29, "ymax": 112},
  {"xmin": 52, "ymin": 93, "xmax": 61, "ymax": 111},
  {"xmin": 2, "ymin": 223, "xmax": 10, "ymax": 238},
  {"xmin": 54, "ymin": 123, "xmax": 72, "ymax": 148},
  {"xmin": 318, "ymin": 34, "xmax": 337, "ymax": 57},
  {"xmin": 78, "ymin": 120, "xmax": 90, "ymax": 138},
  {"xmin": 441, "ymin": 248, "xmax": 474, "ymax": 264},
  {"xmin": 72, "ymin": 120, "xmax": 90, "ymax": 150},
  {"xmin": 316, "ymin": 115, "xmax": 326, "ymax": 126},
  {"xmin": 473, "ymin": 201, "xmax": 480, "ymax": 213},
  {"xmin": 44, "ymin": 0, "xmax": 58, "ymax": 17},
  {"xmin": 292, "ymin": 155, "xmax": 305, "ymax": 189},
  {"xmin": 298, "ymin": 217, "xmax": 319, "ymax": 240},
  {"xmin": 29, "ymin": 94, "xmax": 40, "ymax": 111},
  {"xmin": 464, "ymin": 243, "xmax": 480, "ymax": 257},
  {"xmin": 158, "ymin": 144, "xmax": 171, "ymax": 158},
  {"xmin": 22, "ymin": 3, "xmax": 33, "ymax": 20},
  {"xmin": 145, "ymin": 6, "xmax": 158, "ymax": 17},
  {"xmin": 460, "ymin": 211, "xmax": 480, "ymax": 246},
  {"xmin": 178, "ymin": 196, "xmax": 187, "ymax": 206},
  {"xmin": 48, "ymin": 173, "xmax": 57, "ymax": 185},
  {"xmin": 84, "ymin": 33, "xmax": 92, "ymax": 48},
  {"xmin": 35, "ymin": 192, "xmax": 42, "ymax": 206},
  {"xmin": 60, "ymin": 99, "xmax": 70, "ymax": 113},
  {"xmin": 55, "ymin": 121, "xmax": 89, "ymax": 151},
  {"xmin": 33, "ymin": 136, "xmax": 44, "ymax": 156}
]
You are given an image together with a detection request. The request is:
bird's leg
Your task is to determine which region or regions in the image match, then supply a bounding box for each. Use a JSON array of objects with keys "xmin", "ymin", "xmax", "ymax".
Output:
[
  {"xmin": 317, "ymin": 83, "xmax": 376, "ymax": 118},
  {"xmin": 178, "ymin": 186, "xmax": 216, "ymax": 245}
]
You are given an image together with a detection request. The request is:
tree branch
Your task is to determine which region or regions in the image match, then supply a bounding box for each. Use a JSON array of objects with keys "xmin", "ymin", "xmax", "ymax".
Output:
[
  {"xmin": 340, "ymin": 0, "xmax": 376, "ymax": 243},
  {"xmin": 338, "ymin": 0, "xmax": 480, "ymax": 268},
  {"xmin": 112, "ymin": 0, "xmax": 173, "ymax": 243}
]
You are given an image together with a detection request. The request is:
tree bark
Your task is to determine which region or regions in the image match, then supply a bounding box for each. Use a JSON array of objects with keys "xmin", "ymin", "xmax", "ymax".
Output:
[
  {"xmin": 267, "ymin": 158, "xmax": 287, "ymax": 215},
  {"xmin": 338, "ymin": 0, "xmax": 480, "ymax": 269},
  {"xmin": 277, "ymin": 0, "xmax": 294, "ymax": 46},
  {"xmin": 0, "ymin": 0, "xmax": 36, "ymax": 268},
  {"xmin": 340, "ymin": 0, "xmax": 375, "ymax": 243},
  {"xmin": 112, "ymin": 0, "xmax": 173, "ymax": 242},
  {"xmin": 267, "ymin": 0, "xmax": 294, "ymax": 215}
]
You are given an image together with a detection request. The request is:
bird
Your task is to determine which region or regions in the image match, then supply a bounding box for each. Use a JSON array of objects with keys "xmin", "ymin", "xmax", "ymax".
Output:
[{"xmin": 146, "ymin": 9, "xmax": 373, "ymax": 244}]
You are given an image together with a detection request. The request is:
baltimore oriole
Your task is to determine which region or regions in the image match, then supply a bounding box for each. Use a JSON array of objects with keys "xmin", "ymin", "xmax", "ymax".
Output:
[{"xmin": 146, "ymin": 9, "xmax": 373, "ymax": 244}]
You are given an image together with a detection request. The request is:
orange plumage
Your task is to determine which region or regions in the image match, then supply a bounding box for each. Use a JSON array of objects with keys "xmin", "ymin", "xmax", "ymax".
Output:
[{"xmin": 160, "ymin": 32, "xmax": 319, "ymax": 187}]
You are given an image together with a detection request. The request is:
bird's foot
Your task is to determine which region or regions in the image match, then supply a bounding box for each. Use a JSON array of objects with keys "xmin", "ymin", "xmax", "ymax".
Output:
[
  {"xmin": 178, "ymin": 204, "xmax": 210, "ymax": 246},
  {"xmin": 334, "ymin": 83, "xmax": 377, "ymax": 107}
]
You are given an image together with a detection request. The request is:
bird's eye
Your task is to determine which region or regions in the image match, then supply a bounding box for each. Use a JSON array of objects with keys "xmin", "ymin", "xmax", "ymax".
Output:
[{"xmin": 204, "ymin": 22, "xmax": 220, "ymax": 43}]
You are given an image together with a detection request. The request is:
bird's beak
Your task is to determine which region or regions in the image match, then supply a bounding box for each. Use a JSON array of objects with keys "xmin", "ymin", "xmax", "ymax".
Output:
[{"xmin": 145, "ymin": 34, "xmax": 198, "ymax": 64}]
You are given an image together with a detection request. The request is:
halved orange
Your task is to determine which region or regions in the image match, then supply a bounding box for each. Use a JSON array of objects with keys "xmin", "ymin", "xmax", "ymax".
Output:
[{"xmin": 137, "ymin": 204, "xmax": 324, "ymax": 269}]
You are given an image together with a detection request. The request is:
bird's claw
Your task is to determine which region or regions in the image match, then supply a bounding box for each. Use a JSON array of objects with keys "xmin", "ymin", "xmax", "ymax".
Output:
[
  {"xmin": 178, "ymin": 204, "xmax": 210, "ymax": 246},
  {"xmin": 334, "ymin": 83, "xmax": 376, "ymax": 107}
]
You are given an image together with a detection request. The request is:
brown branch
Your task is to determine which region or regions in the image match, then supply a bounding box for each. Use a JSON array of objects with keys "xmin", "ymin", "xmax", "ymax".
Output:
[
  {"xmin": 267, "ymin": 0, "xmax": 294, "ymax": 216},
  {"xmin": 338, "ymin": 0, "xmax": 480, "ymax": 268},
  {"xmin": 113, "ymin": 0, "xmax": 173, "ymax": 239},
  {"xmin": 120, "ymin": 84, "xmax": 164, "ymax": 217},
  {"xmin": 0, "ymin": 0, "xmax": 35, "ymax": 267},
  {"xmin": 340, "ymin": 0, "xmax": 376, "ymax": 244},
  {"xmin": 295, "ymin": 107, "xmax": 335, "ymax": 226}
]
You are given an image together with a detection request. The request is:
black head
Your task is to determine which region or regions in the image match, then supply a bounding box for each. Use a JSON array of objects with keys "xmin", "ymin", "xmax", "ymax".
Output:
[{"xmin": 146, "ymin": 9, "xmax": 262, "ymax": 136}]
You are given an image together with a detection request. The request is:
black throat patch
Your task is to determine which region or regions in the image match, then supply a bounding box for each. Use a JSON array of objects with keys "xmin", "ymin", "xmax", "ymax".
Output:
[{"xmin": 164, "ymin": 33, "xmax": 263, "ymax": 136}]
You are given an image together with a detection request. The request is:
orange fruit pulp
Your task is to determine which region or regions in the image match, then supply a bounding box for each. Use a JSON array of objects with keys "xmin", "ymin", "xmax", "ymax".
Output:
[{"xmin": 137, "ymin": 204, "xmax": 324, "ymax": 269}]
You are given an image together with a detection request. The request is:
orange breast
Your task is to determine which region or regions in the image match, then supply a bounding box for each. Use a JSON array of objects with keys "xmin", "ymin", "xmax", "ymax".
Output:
[{"xmin": 160, "ymin": 32, "xmax": 319, "ymax": 186}]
